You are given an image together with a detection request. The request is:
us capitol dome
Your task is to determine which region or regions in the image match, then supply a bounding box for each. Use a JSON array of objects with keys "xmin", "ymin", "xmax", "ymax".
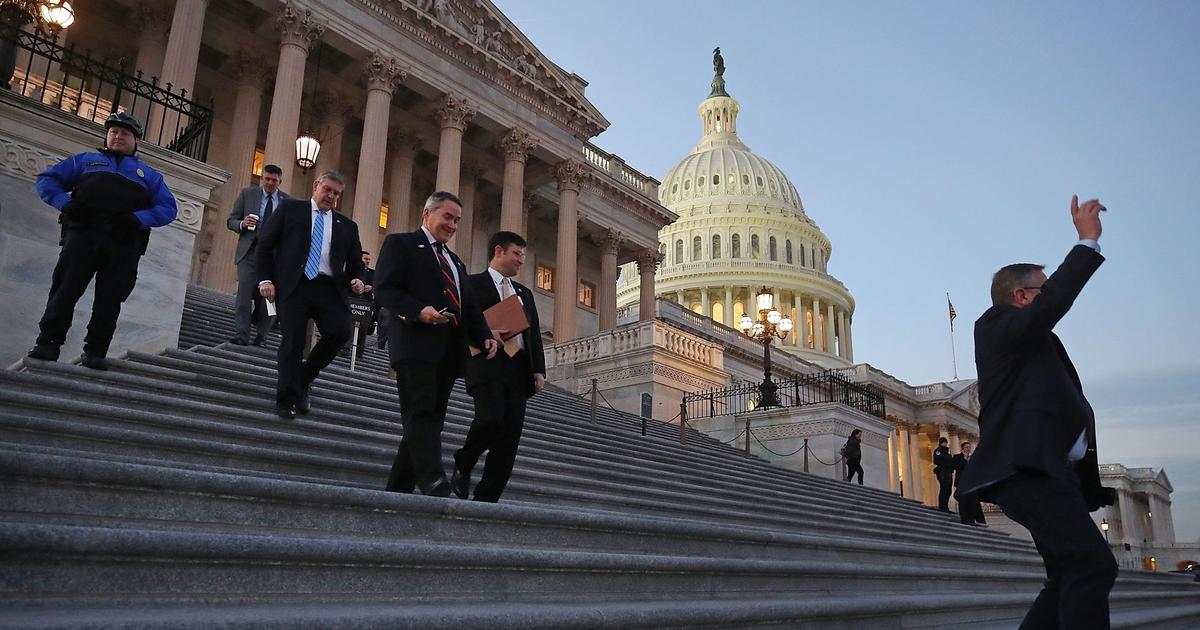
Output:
[{"xmin": 617, "ymin": 53, "xmax": 856, "ymax": 367}]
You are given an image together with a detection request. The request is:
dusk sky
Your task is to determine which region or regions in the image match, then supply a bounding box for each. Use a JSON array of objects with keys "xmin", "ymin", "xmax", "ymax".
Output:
[{"xmin": 495, "ymin": 0, "xmax": 1200, "ymax": 539}]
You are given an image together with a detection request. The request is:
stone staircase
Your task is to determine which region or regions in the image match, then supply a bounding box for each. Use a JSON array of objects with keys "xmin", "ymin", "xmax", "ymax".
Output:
[{"xmin": 0, "ymin": 286, "xmax": 1197, "ymax": 628}]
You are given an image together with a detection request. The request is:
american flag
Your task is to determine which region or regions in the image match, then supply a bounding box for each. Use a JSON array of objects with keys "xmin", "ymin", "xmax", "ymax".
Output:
[{"xmin": 947, "ymin": 296, "xmax": 957, "ymax": 328}]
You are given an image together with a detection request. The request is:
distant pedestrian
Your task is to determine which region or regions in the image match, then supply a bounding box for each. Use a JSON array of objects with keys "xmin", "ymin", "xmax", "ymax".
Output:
[
  {"xmin": 842, "ymin": 429, "xmax": 863, "ymax": 485},
  {"xmin": 953, "ymin": 441, "xmax": 986, "ymax": 526},
  {"xmin": 227, "ymin": 163, "xmax": 290, "ymax": 346},
  {"xmin": 934, "ymin": 436, "xmax": 954, "ymax": 512},
  {"xmin": 27, "ymin": 112, "xmax": 177, "ymax": 370}
]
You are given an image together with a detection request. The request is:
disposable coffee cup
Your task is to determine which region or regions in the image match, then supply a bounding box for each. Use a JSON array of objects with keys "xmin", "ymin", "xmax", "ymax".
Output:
[{"xmin": 246, "ymin": 213, "xmax": 260, "ymax": 231}]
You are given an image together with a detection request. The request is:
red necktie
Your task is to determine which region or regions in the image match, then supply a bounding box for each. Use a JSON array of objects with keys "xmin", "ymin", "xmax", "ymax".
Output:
[{"xmin": 434, "ymin": 243, "xmax": 460, "ymax": 326}]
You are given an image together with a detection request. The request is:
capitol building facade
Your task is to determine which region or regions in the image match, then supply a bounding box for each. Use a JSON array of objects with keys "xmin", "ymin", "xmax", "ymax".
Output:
[{"xmin": 617, "ymin": 80, "xmax": 854, "ymax": 368}]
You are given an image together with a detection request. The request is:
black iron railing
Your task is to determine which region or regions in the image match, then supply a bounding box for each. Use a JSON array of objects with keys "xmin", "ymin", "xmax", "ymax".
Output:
[
  {"xmin": 1, "ymin": 24, "xmax": 213, "ymax": 161},
  {"xmin": 683, "ymin": 370, "xmax": 885, "ymax": 420}
]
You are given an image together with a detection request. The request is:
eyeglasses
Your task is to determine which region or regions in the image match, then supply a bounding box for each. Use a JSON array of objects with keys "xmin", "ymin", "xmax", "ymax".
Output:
[{"xmin": 1020, "ymin": 286, "xmax": 1043, "ymax": 292}]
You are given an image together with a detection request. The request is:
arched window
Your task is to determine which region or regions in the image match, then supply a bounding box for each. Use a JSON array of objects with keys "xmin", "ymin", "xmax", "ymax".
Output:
[
  {"xmin": 731, "ymin": 233, "xmax": 741, "ymax": 258},
  {"xmin": 769, "ymin": 236, "xmax": 778, "ymax": 261},
  {"xmin": 785, "ymin": 240, "xmax": 793, "ymax": 264},
  {"xmin": 751, "ymin": 234, "xmax": 761, "ymax": 259},
  {"xmin": 742, "ymin": 174, "xmax": 750, "ymax": 186},
  {"xmin": 712, "ymin": 174, "xmax": 720, "ymax": 186},
  {"xmin": 712, "ymin": 234, "xmax": 721, "ymax": 259},
  {"xmin": 799, "ymin": 243, "xmax": 806, "ymax": 267},
  {"xmin": 674, "ymin": 239, "xmax": 683, "ymax": 265},
  {"xmin": 692, "ymin": 236, "xmax": 702, "ymax": 261}
]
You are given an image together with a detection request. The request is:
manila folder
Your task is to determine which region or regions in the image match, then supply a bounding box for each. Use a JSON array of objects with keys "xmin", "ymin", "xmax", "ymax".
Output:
[{"xmin": 484, "ymin": 294, "xmax": 529, "ymax": 340}]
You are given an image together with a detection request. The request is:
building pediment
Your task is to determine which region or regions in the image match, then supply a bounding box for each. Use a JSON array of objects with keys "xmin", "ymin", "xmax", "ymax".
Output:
[{"xmin": 370, "ymin": 0, "xmax": 609, "ymax": 138}]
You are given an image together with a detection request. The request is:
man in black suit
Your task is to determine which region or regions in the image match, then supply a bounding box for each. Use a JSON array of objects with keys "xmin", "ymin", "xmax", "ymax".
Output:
[
  {"xmin": 227, "ymin": 163, "xmax": 290, "ymax": 346},
  {"xmin": 933, "ymin": 436, "xmax": 954, "ymax": 512},
  {"xmin": 452, "ymin": 231, "xmax": 546, "ymax": 502},
  {"xmin": 256, "ymin": 170, "xmax": 366, "ymax": 419},
  {"xmin": 375, "ymin": 191, "xmax": 497, "ymax": 497},
  {"xmin": 952, "ymin": 441, "xmax": 986, "ymax": 526},
  {"xmin": 957, "ymin": 195, "xmax": 1117, "ymax": 630}
]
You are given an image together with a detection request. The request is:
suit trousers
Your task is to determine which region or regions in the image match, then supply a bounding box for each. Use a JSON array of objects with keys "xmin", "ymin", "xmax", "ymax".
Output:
[
  {"xmin": 456, "ymin": 351, "xmax": 530, "ymax": 502},
  {"xmin": 274, "ymin": 276, "xmax": 352, "ymax": 408},
  {"xmin": 993, "ymin": 471, "xmax": 1118, "ymax": 630},
  {"xmin": 234, "ymin": 253, "xmax": 271, "ymax": 341},
  {"xmin": 936, "ymin": 471, "xmax": 954, "ymax": 512},
  {"xmin": 387, "ymin": 353, "xmax": 461, "ymax": 491},
  {"xmin": 958, "ymin": 491, "xmax": 987, "ymax": 525},
  {"xmin": 37, "ymin": 228, "xmax": 142, "ymax": 356}
]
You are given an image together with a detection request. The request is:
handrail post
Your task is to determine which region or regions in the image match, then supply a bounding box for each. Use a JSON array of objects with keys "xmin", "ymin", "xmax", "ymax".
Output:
[
  {"xmin": 803, "ymin": 438, "xmax": 810, "ymax": 472},
  {"xmin": 743, "ymin": 418, "xmax": 751, "ymax": 457},
  {"xmin": 589, "ymin": 378, "xmax": 598, "ymax": 425},
  {"xmin": 679, "ymin": 401, "xmax": 687, "ymax": 445}
]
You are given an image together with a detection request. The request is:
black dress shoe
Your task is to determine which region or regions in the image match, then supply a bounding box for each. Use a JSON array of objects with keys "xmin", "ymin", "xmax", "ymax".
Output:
[
  {"xmin": 275, "ymin": 406, "xmax": 295, "ymax": 419},
  {"xmin": 81, "ymin": 354, "xmax": 109, "ymax": 371},
  {"xmin": 450, "ymin": 467, "xmax": 470, "ymax": 500},
  {"xmin": 26, "ymin": 344, "xmax": 60, "ymax": 361},
  {"xmin": 229, "ymin": 336, "xmax": 248, "ymax": 345},
  {"xmin": 418, "ymin": 477, "xmax": 452, "ymax": 497},
  {"xmin": 251, "ymin": 337, "xmax": 266, "ymax": 347},
  {"xmin": 295, "ymin": 386, "xmax": 311, "ymax": 415}
]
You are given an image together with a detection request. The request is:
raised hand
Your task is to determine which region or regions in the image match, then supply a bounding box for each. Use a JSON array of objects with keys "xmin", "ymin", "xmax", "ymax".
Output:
[{"xmin": 1071, "ymin": 194, "xmax": 1105, "ymax": 241}]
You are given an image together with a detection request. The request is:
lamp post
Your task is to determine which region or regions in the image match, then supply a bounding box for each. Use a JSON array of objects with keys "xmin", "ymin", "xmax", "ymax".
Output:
[
  {"xmin": 1, "ymin": 0, "xmax": 74, "ymax": 90},
  {"xmin": 1100, "ymin": 518, "xmax": 1110, "ymax": 543},
  {"xmin": 738, "ymin": 286, "xmax": 792, "ymax": 409}
]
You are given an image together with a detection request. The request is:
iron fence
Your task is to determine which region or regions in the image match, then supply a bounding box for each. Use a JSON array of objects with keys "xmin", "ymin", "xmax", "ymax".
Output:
[
  {"xmin": 1, "ymin": 24, "xmax": 213, "ymax": 161},
  {"xmin": 683, "ymin": 370, "xmax": 885, "ymax": 420}
]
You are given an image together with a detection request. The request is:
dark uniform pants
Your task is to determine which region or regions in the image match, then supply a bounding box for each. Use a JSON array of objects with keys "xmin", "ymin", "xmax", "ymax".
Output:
[
  {"xmin": 37, "ymin": 228, "xmax": 142, "ymax": 356},
  {"xmin": 234, "ymin": 252, "xmax": 272, "ymax": 342}
]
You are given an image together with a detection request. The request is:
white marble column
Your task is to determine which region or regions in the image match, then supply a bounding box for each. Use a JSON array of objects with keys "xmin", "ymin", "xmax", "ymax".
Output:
[
  {"xmin": 351, "ymin": 52, "xmax": 405, "ymax": 258},
  {"xmin": 204, "ymin": 50, "xmax": 269, "ymax": 291},
  {"xmin": 498, "ymin": 127, "xmax": 536, "ymax": 234},
  {"xmin": 451, "ymin": 161, "xmax": 481, "ymax": 269},
  {"xmin": 826, "ymin": 303, "xmax": 836, "ymax": 357},
  {"xmin": 701, "ymin": 288, "xmax": 711, "ymax": 319},
  {"xmin": 635, "ymin": 250, "xmax": 661, "ymax": 322},
  {"xmin": 384, "ymin": 129, "xmax": 420, "ymax": 236},
  {"xmin": 132, "ymin": 2, "xmax": 170, "ymax": 83},
  {"xmin": 897, "ymin": 426, "xmax": 913, "ymax": 499},
  {"xmin": 552, "ymin": 161, "xmax": 586, "ymax": 342},
  {"xmin": 146, "ymin": 0, "xmax": 208, "ymax": 144},
  {"xmin": 811, "ymin": 296, "xmax": 822, "ymax": 352},
  {"xmin": 723, "ymin": 287, "xmax": 733, "ymax": 326},
  {"xmin": 907, "ymin": 427, "xmax": 924, "ymax": 502},
  {"xmin": 433, "ymin": 94, "xmax": 476, "ymax": 195},
  {"xmin": 598, "ymin": 230, "xmax": 621, "ymax": 331},
  {"xmin": 263, "ymin": 2, "xmax": 324, "ymax": 191},
  {"xmin": 887, "ymin": 432, "xmax": 898, "ymax": 494},
  {"xmin": 844, "ymin": 312, "xmax": 854, "ymax": 361}
]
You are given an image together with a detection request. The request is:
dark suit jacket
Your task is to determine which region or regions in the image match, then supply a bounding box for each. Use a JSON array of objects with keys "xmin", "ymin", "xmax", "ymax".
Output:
[
  {"xmin": 958, "ymin": 244, "xmax": 1105, "ymax": 502},
  {"xmin": 951, "ymin": 453, "xmax": 970, "ymax": 488},
  {"xmin": 227, "ymin": 186, "xmax": 290, "ymax": 264},
  {"xmin": 254, "ymin": 198, "xmax": 365, "ymax": 304},
  {"xmin": 375, "ymin": 230, "xmax": 491, "ymax": 367},
  {"xmin": 462, "ymin": 270, "xmax": 546, "ymax": 398}
]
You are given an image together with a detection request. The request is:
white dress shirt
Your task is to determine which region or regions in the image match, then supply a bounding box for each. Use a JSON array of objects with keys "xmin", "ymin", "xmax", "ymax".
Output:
[{"xmin": 487, "ymin": 266, "xmax": 524, "ymax": 352}]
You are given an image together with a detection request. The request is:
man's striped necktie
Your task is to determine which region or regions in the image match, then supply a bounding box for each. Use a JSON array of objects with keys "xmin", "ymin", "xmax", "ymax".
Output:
[
  {"xmin": 434, "ymin": 242, "xmax": 460, "ymax": 326},
  {"xmin": 304, "ymin": 211, "xmax": 326, "ymax": 280}
]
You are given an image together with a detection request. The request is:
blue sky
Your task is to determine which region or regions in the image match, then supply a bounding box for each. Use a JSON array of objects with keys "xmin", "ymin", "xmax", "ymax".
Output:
[{"xmin": 495, "ymin": 0, "xmax": 1200, "ymax": 540}]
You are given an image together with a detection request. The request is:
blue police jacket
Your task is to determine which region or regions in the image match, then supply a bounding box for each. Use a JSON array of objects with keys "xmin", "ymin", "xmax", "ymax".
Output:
[{"xmin": 36, "ymin": 148, "xmax": 177, "ymax": 228}]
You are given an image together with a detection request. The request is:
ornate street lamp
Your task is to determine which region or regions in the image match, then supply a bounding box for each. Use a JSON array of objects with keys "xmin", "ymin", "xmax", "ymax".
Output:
[
  {"xmin": 294, "ymin": 133, "xmax": 320, "ymax": 170},
  {"xmin": 1100, "ymin": 518, "xmax": 1110, "ymax": 543},
  {"xmin": 1, "ymin": 0, "xmax": 74, "ymax": 90},
  {"xmin": 738, "ymin": 286, "xmax": 792, "ymax": 409},
  {"xmin": 37, "ymin": 0, "xmax": 73, "ymax": 31}
]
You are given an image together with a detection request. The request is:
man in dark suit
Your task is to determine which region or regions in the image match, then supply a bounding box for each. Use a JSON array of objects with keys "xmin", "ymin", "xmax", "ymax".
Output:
[
  {"xmin": 375, "ymin": 191, "xmax": 497, "ymax": 497},
  {"xmin": 933, "ymin": 436, "xmax": 954, "ymax": 512},
  {"xmin": 957, "ymin": 195, "xmax": 1117, "ymax": 629},
  {"xmin": 952, "ymin": 441, "xmax": 986, "ymax": 526},
  {"xmin": 256, "ymin": 170, "xmax": 366, "ymax": 419},
  {"xmin": 452, "ymin": 231, "xmax": 546, "ymax": 502},
  {"xmin": 227, "ymin": 164, "xmax": 290, "ymax": 346}
]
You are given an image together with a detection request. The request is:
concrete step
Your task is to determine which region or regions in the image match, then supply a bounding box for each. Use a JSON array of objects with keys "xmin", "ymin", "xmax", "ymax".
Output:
[{"xmin": 1, "ymin": 362, "xmax": 1026, "ymax": 553}]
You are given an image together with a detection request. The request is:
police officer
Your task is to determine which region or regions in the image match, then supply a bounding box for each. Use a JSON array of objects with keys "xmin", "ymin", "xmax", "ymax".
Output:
[{"xmin": 27, "ymin": 112, "xmax": 178, "ymax": 370}]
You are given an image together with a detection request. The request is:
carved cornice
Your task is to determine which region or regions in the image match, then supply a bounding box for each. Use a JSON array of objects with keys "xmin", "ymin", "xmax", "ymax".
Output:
[
  {"xmin": 363, "ymin": 51, "xmax": 408, "ymax": 94},
  {"xmin": 351, "ymin": 0, "xmax": 607, "ymax": 139},
  {"xmin": 277, "ymin": 1, "xmax": 326, "ymax": 52},
  {"xmin": 554, "ymin": 159, "xmax": 589, "ymax": 193},
  {"xmin": 434, "ymin": 94, "xmax": 476, "ymax": 131},
  {"xmin": 498, "ymin": 127, "xmax": 537, "ymax": 163}
]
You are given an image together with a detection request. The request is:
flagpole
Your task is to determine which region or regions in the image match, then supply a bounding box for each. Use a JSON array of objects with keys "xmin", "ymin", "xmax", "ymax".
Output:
[{"xmin": 947, "ymin": 292, "xmax": 959, "ymax": 380}]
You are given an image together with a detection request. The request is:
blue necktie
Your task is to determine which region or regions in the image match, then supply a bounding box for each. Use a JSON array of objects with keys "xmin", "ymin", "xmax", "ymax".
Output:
[{"xmin": 305, "ymin": 212, "xmax": 325, "ymax": 280}]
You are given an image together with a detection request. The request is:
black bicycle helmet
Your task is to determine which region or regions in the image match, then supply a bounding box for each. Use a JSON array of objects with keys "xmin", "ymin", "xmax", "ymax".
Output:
[{"xmin": 104, "ymin": 111, "xmax": 143, "ymax": 138}]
